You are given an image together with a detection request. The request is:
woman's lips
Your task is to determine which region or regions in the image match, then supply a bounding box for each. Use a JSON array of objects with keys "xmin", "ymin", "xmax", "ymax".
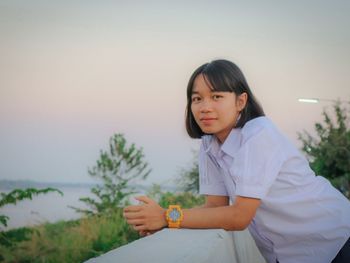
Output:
[{"xmin": 200, "ymin": 118, "xmax": 217, "ymax": 125}]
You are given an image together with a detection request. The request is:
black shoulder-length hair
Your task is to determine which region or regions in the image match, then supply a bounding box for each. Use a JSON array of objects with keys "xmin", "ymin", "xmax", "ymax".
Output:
[{"xmin": 185, "ymin": 59, "xmax": 265, "ymax": 138}]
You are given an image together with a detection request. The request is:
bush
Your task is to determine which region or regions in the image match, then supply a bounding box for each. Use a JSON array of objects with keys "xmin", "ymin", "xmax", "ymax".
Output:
[
  {"xmin": 158, "ymin": 191, "xmax": 205, "ymax": 209},
  {"xmin": 148, "ymin": 184, "xmax": 205, "ymax": 209},
  {"xmin": 298, "ymin": 102, "xmax": 350, "ymax": 198},
  {"xmin": 0, "ymin": 209, "xmax": 139, "ymax": 263}
]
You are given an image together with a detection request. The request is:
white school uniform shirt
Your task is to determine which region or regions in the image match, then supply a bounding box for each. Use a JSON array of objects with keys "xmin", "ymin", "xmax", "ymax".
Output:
[{"xmin": 199, "ymin": 116, "xmax": 350, "ymax": 263}]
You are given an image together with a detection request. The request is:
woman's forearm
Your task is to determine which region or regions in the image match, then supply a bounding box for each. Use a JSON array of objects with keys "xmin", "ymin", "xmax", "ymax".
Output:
[{"xmin": 181, "ymin": 205, "xmax": 247, "ymax": 231}]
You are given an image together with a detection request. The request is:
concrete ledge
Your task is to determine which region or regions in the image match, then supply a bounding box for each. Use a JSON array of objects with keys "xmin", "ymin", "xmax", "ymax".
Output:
[{"xmin": 85, "ymin": 228, "xmax": 265, "ymax": 263}]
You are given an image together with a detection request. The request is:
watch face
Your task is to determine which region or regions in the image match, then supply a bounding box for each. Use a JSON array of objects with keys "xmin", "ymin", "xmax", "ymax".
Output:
[{"xmin": 169, "ymin": 208, "xmax": 180, "ymax": 221}]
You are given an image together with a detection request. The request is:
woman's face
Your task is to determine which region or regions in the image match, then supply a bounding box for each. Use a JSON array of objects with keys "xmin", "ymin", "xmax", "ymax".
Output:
[{"xmin": 190, "ymin": 74, "xmax": 246, "ymax": 143}]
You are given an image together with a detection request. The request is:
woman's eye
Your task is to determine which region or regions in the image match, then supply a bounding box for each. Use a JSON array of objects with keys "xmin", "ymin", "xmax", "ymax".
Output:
[
  {"xmin": 192, "ymin": 97, "xmax": 201, "ymax": 102},
  {"xmin": 213, "ymin": 95, "xmax": 223, "ymax": 100}
]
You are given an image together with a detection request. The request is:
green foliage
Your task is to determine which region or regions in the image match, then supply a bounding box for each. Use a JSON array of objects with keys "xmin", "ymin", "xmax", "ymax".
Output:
[
  {"xmin": 175, "ymin": 150, "xmax": 200, "ymax": 194},
  {"xmin": 0, "ymin": 227, "xmax": 33, "ymax": 248},
  {"xmin": 0, "ymin": 209, "xmax": 139, "ymax": 263},
  {"xmin": 0, "ymin": 189, "xmax": 201, "ymax": 262},
  {"xmin": 158, "ymin": 191, "xmax": 205, "ymax": 209},
  {"xmin": 0, "ymin": 188, "xmax": 63, "ymax": 228},
  {"xmin": 298, "ymin": 102, "xmax": 350, "ymax": 198},
  {"xmin": 74, "ymin": 133, "xmax": 151, "ymax": 215},
  {"xmin": 148, "ymin": 184, "xmax": 205, "ymax": 209},
  {"xmin": 0, "ymin": 134, "xmax": 207, "ymax": 261},
  {"xmin": 148, "ymin": 149, "xmax": 204, "ymax": 209}
]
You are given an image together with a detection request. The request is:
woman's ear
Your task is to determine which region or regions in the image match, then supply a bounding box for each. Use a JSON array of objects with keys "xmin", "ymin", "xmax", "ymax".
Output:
[{"xmin": 237, "ymin": 92, "xmax": 248, "ymax": 111}]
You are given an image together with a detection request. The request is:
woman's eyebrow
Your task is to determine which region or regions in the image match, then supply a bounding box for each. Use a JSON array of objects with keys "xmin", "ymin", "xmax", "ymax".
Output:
[{"xmin": 192, "ymin": 89, "xmax": 223, "ymax": 95}]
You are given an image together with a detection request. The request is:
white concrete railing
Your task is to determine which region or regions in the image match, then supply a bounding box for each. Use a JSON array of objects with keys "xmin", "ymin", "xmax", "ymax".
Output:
[{"xmin": 85, "ymin": 228, "xmax": 266, "ymax": 263}]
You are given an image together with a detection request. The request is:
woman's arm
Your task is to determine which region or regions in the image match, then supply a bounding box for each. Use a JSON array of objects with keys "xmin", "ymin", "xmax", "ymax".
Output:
[
  {"xmin": 181, "ymin": 196, "xmax": 260, "ymax": 230},
  {"xmin": 123, "ymin": 195, "xmax": 260, "ymax": 232},
  {"xmin": 201, "ymin": 195, "xmax": 229, "ymax": 208}
]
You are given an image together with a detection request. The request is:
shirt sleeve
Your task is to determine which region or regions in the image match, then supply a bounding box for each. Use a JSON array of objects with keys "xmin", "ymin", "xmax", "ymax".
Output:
[
  {"xmin": 198, "ymin": 142, "xmax": 228, "ymax": 196},
  {"xmin": 230, "ymin": 127, "xmax": 286, "ymax": 199}
]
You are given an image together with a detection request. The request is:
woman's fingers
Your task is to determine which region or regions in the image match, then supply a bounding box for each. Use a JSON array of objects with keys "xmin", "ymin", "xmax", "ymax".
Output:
[
  {"xmin": 123, "ymin": 196, "xmax": 165, "ymax": 232},
  {"xmin": 123, "ymin": 205, "xmax": 142, "ymax": 213},
  {"xmin": 139, "ymin": 230, "xmax": 154, "ymax": 237},
  {"xmin": 123, "ymin": 211, "xmax": 143, "ymax": 219},
  {"xmin": 139, "ymin": 230, "xmax": 147, "ymax": 236},
  {"xmin": 135, "ymin": 196, "xmax": 155, "ymax": 205},
  {"xmin": 126, "ymin": 219, "xmax": 144, "ymax": 225},
  {"xmin": 133, "ymin": 224, "xmax": 147, "ymax": 231}
]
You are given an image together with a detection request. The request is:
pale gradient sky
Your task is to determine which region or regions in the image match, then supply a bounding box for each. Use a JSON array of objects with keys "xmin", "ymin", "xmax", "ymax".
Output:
[{"xmin": 0, "ymin": 0, "xmax": 349, "ymax": 186}]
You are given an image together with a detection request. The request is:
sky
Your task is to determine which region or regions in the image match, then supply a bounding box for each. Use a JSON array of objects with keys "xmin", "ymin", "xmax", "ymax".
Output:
[{"xmin": 0, "ymin": 0, "xmax": 349, "ymax": 186}]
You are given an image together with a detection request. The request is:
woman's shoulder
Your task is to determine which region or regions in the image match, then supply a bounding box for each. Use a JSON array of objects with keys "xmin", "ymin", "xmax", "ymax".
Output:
[
  {"xmin": 241, "ymin": 117, "xmax": 297, "ymax": 155},
  {"xmin": 241, "ymin": 116, "xmax": 278, "ymax": 141}
]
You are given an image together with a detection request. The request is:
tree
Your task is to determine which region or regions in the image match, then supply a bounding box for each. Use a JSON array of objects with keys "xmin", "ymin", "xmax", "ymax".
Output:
[
  {"xmin": 175, "ymin": 150, "xmax": 200, "ymax": 194},
  {"xmin": 0, "ymin": 188, "xmax": 63, "ymax": 228},
  {"xmin": 74, "ymin": 133, "xmax": 151, "ymax": 215},
  {"xmin": 298, "ymin": 101, "xmax": 350, "ymax": 198}
]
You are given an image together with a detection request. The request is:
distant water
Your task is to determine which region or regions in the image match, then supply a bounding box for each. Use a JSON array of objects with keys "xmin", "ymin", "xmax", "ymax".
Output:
[{"xmin": 1, "ymin": 186, "xmax": 95, "ymax": 230}]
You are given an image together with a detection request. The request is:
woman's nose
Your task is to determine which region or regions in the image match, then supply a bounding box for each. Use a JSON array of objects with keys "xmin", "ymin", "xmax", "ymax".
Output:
[{"xmin": 200, "ymin": 99, "xmax": 213, "ymax": 113}]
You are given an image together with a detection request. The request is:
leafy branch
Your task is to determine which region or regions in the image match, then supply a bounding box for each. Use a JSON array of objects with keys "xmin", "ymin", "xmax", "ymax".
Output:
[{"xmin": 0, "ymin": 188, "xmax": 63, "ymax": 228}]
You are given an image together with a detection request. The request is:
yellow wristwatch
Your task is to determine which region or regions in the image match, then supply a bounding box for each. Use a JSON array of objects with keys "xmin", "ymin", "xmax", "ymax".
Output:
[{"xmin": 166, "ymin": 205, "xmax": 183, "ymax": 228}]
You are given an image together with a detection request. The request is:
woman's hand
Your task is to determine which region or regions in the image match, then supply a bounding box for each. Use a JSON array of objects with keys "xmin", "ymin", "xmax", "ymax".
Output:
[
  {"xmin": 123, "ymin": 196, "xmax": 167, "ymax": 232},
  {"xmin": 138, "ymin": 229, "xmax": 158, "ymax": 237}
]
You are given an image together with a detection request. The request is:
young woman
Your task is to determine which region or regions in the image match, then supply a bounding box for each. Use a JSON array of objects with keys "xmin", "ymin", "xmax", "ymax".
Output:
[{"xmin": 123, "ymin": 59, "xmax": 350, "ymax": 263}]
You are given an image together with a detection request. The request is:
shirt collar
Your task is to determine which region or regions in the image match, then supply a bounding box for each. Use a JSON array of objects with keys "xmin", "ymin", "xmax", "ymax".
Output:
[
  {"xmin": 202, "ymin": 135, "xmax": 220, "ymax": 156},
  {"xmin": 221, "ymin": 128, "xmax": 242, "ymax": 157},
  {"xmin": 202, "ymin": 128, "xmax": 242, "ymax": 158}
]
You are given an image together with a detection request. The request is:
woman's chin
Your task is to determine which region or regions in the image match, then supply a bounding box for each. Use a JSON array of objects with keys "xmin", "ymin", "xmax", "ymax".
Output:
[{"xmin": 200, "ymin": 128, "xmax": 217, "ymax": 135}]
